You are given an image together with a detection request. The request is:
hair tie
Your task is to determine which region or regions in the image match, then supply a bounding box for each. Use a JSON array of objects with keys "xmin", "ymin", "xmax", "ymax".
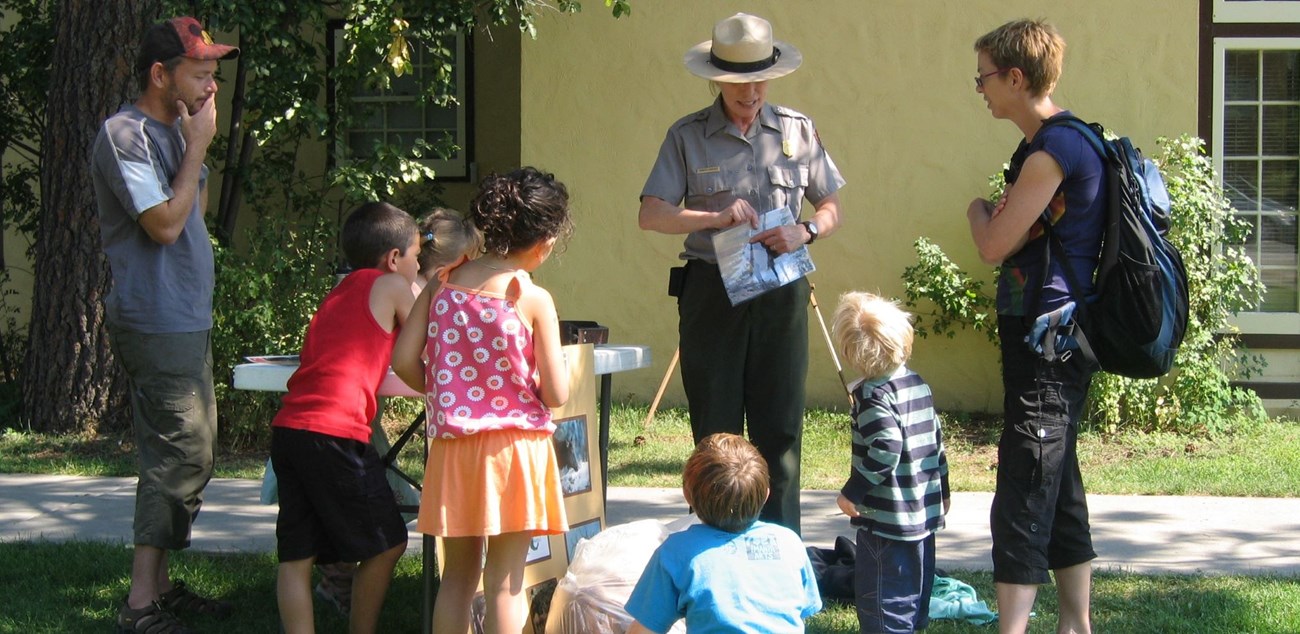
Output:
[{"xmin": 422, "ymin": 231, "xmax": 435, "ymax": 243}]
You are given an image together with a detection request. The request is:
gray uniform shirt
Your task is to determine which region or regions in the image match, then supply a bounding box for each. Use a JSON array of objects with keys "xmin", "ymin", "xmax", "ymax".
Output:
[
  {"xmin": 641, "ymin": 97, "xmax": 845, "ymax": 262},
  {"xmin": 91, "ymin": 104, "xmax": 214, "ymax": 334}
]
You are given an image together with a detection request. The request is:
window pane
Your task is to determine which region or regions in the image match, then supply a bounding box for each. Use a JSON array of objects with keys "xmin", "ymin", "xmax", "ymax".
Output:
[
  {"xmin": 1261, "ymin": 268, "xmax": 1298, "ymax": 312},
  {"xmin": 1262, "ymin": 50, "xmax": 1300, "ymax": 100},
  {"xmin": 348, "ymin": 132, "xmax": 381, "ymax": 157},
  {"xmin": 1241, "ymin": 214, "xmax": 1261, "ymax": 259},
  {"xmin": 388, "ymin": 103, "xmax": 422, "ymax": 129},
  {"xmin": 1225, "ymin": 105, "xmax": 1259, "ymax": 156},
  {"xmin": 388, "ymin": 131, "xmax": 418, "ymax": 152},
  {"xmin": 1224, "ymin": 159, "xmax": 1260, "ymax": 210},
  {"xmin": 390, "ymin": 72, "xmax": 418, "ymax": 97},
  {"xmin": 352, "ymin": 104, "xmax": 384, "ymax": 129},
  {"xmin": 1226, "ymin": 50, "xmax": 1260, "ymax": 101},
  {"xmin": 1261, "ymin": 159, "xmax": 1299, "ymax": 210},
  {"xmin": 1261, "ymin": 213, "xmax": 1300, "ymax": 265},
  {"xmin": 427, "ymin": 104, "xmax": 458, "ymax": 129},
  {"xmin": 1263, "ymin": 105, "xmax": 1300, "ymax": 155}
]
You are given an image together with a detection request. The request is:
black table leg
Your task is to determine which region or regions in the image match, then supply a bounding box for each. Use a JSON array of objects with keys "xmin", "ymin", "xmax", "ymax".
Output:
[{"xmin": 599, "ymin": 372, "xmax": 612, "ymax": 511}]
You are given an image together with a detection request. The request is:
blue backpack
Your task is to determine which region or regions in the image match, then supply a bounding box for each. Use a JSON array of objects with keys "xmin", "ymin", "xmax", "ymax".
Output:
[{"xmin": 1037, "ymin": 116, "xmax": 1189, "ymax": 379}]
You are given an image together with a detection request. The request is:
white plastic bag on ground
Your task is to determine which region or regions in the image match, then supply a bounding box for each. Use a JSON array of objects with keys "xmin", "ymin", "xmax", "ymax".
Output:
[{"xmin": 545, "ymin": 518, "xmax": 693, "ymax": 634}]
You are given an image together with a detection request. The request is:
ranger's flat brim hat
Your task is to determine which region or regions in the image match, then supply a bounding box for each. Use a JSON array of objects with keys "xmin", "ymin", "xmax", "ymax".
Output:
[{"xmin": 684, "ymin": 13, "xmax": 802, "ymax": 83}]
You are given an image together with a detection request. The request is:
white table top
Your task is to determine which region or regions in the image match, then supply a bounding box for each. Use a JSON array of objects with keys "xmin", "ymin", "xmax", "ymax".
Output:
[{"xmin": 233, "ymin": 343, "xmax": 652, "ymax": 398}]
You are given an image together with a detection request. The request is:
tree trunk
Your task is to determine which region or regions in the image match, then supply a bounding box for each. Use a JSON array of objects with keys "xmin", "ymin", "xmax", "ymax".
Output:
[{"xmin": 22, "ymin": 0, "xmax": 161, "ymax": 434}]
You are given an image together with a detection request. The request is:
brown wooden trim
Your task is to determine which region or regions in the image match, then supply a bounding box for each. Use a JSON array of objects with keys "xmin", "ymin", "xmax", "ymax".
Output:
[
  {"xmin": 1213, "ymin": 332, "xmax": 1300, "ymax": 349},
  {"xmin": 1213, "ymin": 23, "xmax": 1300, "ymax": 37},
  {"xmin": 1232, "ymin": 381, "xmax": 1300, "ymax": 399},
  {"xmin": 1200, "ymin": 0, "xmax": 1214, "ymax": 148},
  {"xmin": 1237, "ymin": 333, "xmax": 1300, "ymax": 349}
]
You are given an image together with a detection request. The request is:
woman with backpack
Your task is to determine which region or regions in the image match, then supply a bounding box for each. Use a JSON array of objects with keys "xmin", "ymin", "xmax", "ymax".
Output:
[{"xmin": 965, "ymin": 19, "xmax": 1103, "ymax": 634}]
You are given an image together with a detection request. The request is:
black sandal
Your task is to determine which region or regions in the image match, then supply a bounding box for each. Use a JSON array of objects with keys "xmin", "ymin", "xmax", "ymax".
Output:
[
  {"xmin": 158, "ymin": 581, "xmax": 233, "ymax": 620},
  {"xmin": 116, "ymin": 601, "xmax": 193, "ymax": 634}
]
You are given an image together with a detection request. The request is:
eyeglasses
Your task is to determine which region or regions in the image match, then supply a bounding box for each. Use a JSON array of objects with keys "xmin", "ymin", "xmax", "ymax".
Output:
[{"xmin": 975, "ymin": 68, "xmax": 1010, "ymax": 88}]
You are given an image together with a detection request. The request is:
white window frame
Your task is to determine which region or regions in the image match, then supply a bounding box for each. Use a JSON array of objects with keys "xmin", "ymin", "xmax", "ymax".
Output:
[
  {"xmin": 1214, "ymin": 36, "xmax": 1300, "ymax": 333},
  {"xmin": 1214, "ymin": 0, "xmax": 1300, "ymax": 23},
  {"xmin": 331, "ymin": 28, "xmax": 470, "ymax": 180}
]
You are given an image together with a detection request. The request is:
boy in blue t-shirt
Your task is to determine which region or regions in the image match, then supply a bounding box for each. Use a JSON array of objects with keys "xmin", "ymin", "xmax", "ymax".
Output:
[
  {"xmin": 832, "ymin": 292, "xmax": 950, "ymax": 634},
  {"xmin": 625, "ymin": 433, "xmax": 822, "ymax": 633}
]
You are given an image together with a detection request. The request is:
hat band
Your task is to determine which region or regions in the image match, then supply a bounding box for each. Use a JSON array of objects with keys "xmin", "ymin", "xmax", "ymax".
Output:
[{"xmin": 709, "ymin": 47, "xmax": 781, "ymax": 74}]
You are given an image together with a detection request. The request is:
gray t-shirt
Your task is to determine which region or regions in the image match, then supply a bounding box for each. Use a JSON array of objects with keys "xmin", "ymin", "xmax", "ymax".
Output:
[
  {"xmin": 91, "ymin": 104, "xmax": 214, "ymax": 334},
  {"xmin": 641, "ymin": 98, "xmax": 845, "ymax": 262}
]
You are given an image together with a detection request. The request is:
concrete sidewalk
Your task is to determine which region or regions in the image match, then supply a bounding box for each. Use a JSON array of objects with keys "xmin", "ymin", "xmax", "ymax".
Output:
[{"xmin": 2, "ymin": 474, "xmax": 1298, "ymax": 576}]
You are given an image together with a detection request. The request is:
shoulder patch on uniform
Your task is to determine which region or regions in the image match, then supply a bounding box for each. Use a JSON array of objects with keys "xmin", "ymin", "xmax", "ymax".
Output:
[
  {"xmin": 771, "ymin": 105, "xmax": 809, "ymax": 120},
  {"xmin": 668, "ymin": 107, "xmax": 712, "ymax": 132}
]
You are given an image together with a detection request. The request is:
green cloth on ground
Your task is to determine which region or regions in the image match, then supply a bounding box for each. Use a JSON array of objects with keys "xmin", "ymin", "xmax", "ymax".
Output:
[{"xmin": 929, "ymin": 574, "xmax": 998, "ymax": 626}]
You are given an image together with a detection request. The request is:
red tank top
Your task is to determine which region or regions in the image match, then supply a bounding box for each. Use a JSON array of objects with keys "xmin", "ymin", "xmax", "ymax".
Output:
[{"xmin": 272, "ymin": 268, "xmax": 396, "ymax": 443}]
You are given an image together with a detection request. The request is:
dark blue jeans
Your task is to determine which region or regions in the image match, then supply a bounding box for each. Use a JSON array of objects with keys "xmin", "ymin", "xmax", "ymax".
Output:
[{"xmin": 854, "ymin": 528, "xmax": 935, "ymax": 633}]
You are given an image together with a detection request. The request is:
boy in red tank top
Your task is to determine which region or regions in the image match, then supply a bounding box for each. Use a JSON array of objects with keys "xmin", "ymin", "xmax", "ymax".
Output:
[{"xmin": 270, "ymin": 202, "xmax": 420, "ymax": 634}]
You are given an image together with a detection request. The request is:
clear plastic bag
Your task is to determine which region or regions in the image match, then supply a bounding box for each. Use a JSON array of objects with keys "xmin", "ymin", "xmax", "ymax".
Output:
[{"xmin": 545, "ymin": 518, "xmax": 692, "ymax": 634}]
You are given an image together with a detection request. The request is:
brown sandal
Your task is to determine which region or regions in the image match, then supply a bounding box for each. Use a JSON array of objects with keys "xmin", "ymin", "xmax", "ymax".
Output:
[
  {"xmin": 116, "ymin": 601, "xmax": 193, "ymax": 634},
  {"xmin": 158, "ymin": 581, "xmax": 232, "ymax": 620}
]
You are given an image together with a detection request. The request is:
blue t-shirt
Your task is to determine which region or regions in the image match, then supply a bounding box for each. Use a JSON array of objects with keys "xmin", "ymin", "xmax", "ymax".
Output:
[
  {"xmin": 625, "ymin": 521, "xmax": 822, "ymax": 633},
  {"xmin": 996, "ymin": 112, "xmax": 1105, "ymax": 317}
]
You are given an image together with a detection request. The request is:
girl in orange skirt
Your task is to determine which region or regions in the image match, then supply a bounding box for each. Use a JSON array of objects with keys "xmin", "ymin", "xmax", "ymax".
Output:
[{"xmin": 393, "ymin": 167, "xmax": 573, "ymax": 634}]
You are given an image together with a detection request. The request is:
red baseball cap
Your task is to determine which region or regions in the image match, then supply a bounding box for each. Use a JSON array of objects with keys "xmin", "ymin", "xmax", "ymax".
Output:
[{"xmin": 136, "ymin": 16, "xmax": 238, "ymax": 71}]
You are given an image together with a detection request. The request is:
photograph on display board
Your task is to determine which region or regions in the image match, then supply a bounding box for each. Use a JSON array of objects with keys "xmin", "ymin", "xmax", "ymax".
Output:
[
  {"xmin": 526, "ymin": 534, "xmax": 552, "ymax": 565},
  {"xmin": 552, "ymin": 415, "xmax": 592, "ymax": 497},
  {"xmin": 564, "ymin": 517, "xmax": 603, "ymax": 561},
  {"xmin": 526, "ymin": 579, "xmax": 559, "ymax": 634}
]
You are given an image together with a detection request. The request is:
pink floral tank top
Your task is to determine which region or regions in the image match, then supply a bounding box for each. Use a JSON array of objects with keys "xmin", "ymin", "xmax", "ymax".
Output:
[{"xmin": 424, "ymin": 281, "xmax": 553, "ymax": 438}]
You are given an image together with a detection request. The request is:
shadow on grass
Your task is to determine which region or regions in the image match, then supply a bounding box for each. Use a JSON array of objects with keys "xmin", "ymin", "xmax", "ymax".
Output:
[{"xmin": 606, "ymin": 456, "xmax": 689, "ymax": 482}]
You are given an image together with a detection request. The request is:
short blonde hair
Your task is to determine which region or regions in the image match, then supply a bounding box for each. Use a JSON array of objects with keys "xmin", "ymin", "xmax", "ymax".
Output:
[
  {"xmin": 416, "ymin": 207, "xmax": 483, "ymax": 277},
  {"xmin": 683, "ymin": 433, "xmax": 769, "ymax": 533},
  {"xmin": 973, "ymin": 19, "xmax": 1065, "ymax": 97},
  {"xmin": 832, "ymin": 291, "xmax": 914, "ymax": 381}
]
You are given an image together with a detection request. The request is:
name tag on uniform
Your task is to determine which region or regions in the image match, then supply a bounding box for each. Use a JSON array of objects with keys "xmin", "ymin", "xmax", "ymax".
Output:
[{"xmin": 695, "ymin": 166, "xmax": 721, "ymax": 174}]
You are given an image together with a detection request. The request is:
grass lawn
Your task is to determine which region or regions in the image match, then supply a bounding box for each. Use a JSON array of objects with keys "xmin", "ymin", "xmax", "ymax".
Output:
[
  {"xmin": 5, "ymin": 403, "xmax": 1298, "ymax": 498},
  {"xmin": 3, "ymin": 405, "xmax": 1299, "ymax": 632},
  {"xmin": 2, "ymin": 540, "xmax": 1298, "ymax": 633}
]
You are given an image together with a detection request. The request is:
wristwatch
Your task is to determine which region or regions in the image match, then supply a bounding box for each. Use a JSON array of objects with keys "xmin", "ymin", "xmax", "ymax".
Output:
[{"xmin": 800, "ymin": 220, "xmax": 819, "ymax": 244}]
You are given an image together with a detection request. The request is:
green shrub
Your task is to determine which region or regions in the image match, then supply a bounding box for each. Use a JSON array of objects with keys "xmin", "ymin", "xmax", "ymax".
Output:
[
  {"xmin": 210, "ymin": 215, "xmax": 338, "ymax": 448},
  {"xmin": 901, "ymin": 135, "xmax": 1266, "ymax": 435}
]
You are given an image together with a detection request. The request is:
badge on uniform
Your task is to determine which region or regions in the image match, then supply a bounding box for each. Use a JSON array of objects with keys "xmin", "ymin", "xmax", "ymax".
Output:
[
  {"xmin": 696, "ymin": 166, "xmax": 721, "ymax": 174},
  {"xmin": 782, "ymin": 139, "xmax": 793, "ymax": 157}
]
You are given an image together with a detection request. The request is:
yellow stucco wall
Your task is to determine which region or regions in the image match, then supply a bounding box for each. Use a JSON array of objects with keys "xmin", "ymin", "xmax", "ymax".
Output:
[{"xmin": 518, "ymin": 1, "xmax": 1199, "ymax": 411}]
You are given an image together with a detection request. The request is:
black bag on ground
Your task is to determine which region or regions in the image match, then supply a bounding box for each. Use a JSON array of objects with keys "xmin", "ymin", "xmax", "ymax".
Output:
[
  {"xmin": 806, "ymin": 536, "xmax": 857, "ymax": 604},
  {"xmin": 1036, "ymin": 116, "xmax": 1189, "ymax": 379}
]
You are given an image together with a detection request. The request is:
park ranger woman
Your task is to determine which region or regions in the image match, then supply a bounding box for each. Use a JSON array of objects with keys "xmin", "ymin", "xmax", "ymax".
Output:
[{"xmin": 637, "ymin": 12, "xmax": 845, "ymax": 535}]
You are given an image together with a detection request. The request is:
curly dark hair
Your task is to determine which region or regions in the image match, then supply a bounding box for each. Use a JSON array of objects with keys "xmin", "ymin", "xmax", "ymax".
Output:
[{"xmin": 469, "ymin": 167, "xmax": 573, "ymax": 256}]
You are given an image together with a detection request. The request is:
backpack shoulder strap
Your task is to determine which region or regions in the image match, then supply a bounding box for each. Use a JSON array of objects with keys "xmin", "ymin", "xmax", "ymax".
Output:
[{"xmin": 1040, "ymin": 115, "xmax": 1108, "ymax": 159}]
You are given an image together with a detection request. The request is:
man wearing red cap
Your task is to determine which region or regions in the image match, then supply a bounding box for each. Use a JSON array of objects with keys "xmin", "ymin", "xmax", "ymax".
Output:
[{"xmin": 91, "ymin": 16, "xmax": 238, "ymax": 633}]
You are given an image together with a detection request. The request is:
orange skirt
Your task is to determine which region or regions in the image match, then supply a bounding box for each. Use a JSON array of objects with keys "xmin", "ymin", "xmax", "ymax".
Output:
[{"xmin": 417, "ymin": 428, "xmax": 568, "ymax": 538}]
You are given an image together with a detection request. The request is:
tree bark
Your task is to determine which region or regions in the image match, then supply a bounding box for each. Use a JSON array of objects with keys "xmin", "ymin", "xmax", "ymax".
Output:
[{"xmin": 22, "ymin": 0, "xmax": 161, "ymax": 433}]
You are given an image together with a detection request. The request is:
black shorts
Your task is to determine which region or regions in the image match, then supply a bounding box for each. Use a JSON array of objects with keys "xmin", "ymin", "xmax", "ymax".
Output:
[
  {"xmin": 271, "ymin": 427, "xmax": 407, "ymax": 565},
  {"xmin": 990, "ymin": 316, "xmax": 1097, "ymax": 585}
]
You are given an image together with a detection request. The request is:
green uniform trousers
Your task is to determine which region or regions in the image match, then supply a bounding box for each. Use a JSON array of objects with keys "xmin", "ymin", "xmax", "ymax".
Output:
[{"xmin": 678, "ymin": 260, "xmax": 808, "ymax": 534}]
